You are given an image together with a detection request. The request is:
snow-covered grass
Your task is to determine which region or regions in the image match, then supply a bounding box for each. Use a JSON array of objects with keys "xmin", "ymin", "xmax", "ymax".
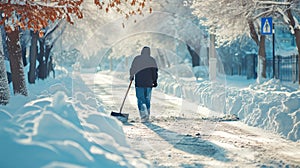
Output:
[{"xmin": 0, "ymin": 69, "xmax": 150, "ymax": 168}]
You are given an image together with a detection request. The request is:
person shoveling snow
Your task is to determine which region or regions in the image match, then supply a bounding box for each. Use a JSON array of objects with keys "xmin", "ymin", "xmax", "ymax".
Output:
[{"xmin": 129, "ymin": 46, "xmax": 158, "ymax": 122}]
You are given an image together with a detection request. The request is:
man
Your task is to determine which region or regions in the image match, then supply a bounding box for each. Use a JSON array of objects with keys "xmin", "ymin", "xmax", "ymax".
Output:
[{"xmin": 130, "ymin": 46, "xmax": 158, "ymax": 122}]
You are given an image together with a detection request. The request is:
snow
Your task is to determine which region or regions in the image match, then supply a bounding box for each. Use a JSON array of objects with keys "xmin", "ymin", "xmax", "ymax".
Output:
[
  {"xmin": 277, "ymin": 47, "xmax": 298, "ymax": 57},
  {"xmin": 96, "ymin": 52, "xmax": 300, "ymax": 144},
  {"xmin": 1, "ymin": 0, "xmax": 300, "ymax": 166},
  {"xmin": 0, "ymin": 69, "xmax": 151, "ymax": 167},
  {"xmin": 1, "ymin": 61, "xmax": 300, "ymax": 167},
  {"xmin": 155, "ymin": 67, "xmax": 300, "ymax": 142},
  {"xmin": 86, "ymin": 55, "xmax": 300, "ymax": 144},
  {"xmin": 90, "ymin": 70, "xmax": 300, "ymax": 167}
]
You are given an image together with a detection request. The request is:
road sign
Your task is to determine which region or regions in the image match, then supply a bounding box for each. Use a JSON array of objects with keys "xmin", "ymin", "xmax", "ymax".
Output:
[{"xmin": 261, "ymin": 17, "xmax": 273, "ymax": 35}]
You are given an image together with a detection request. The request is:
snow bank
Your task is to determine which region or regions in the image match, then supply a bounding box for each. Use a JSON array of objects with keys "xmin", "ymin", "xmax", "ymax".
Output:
[
  {"xmin": 157, "ymin": 70, "xmax": 300, "ymax": 142},
  {"xmin": 0, "ymin": 72, "xmax": 151, "ymax": 167}
]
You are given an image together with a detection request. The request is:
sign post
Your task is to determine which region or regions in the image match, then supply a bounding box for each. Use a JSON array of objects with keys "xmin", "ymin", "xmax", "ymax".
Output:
[
  {"xmin": 272, "ymin": 23, "xmax": 275, "ymax": 78},
  {"xmin": 261, "ymin": 17, "xmax": 273, "ymax": 35},
  {"xmin": 261, "ymin": 17, "xmax": 275, "ymax": 78}
]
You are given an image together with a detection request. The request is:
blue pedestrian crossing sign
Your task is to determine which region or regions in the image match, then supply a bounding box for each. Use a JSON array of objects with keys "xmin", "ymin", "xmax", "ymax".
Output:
[{"xmin": 261, "ymin": 17, "xmax": 273, "ymax": 35}]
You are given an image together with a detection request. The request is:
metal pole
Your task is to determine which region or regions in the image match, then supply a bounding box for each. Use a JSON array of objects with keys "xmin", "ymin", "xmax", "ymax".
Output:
[{"xmin": 273, "ymin": 23, "xmax": 276, "ymax": 78}]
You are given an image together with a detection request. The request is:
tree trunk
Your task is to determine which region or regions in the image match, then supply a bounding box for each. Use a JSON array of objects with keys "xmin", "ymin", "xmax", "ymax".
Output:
[
  {"xmin": 283, "ymin": 28, "xmax": 300, "ymax": 84},
  {"xmin": 1, "ymin": 14, "xmax": 9, "ymax": 60},
  {"xmin": 0, "ymin": 51, "xmax": 10, "ymax": 105},
  {"xmin": 258, "ymin": 35, "xmax": 267, "ymax": 79},
  {"xmin": 28, "ymin": 31, "xmax": 38, "ymax": 84},
  {"xmin": 45, "ymin": 44, "xmax": 53, "ymax": 77},
  {"xmin": 37, "ymin": 38, "xmax": 47, "ymax": 79},
  {"xmin": 45, "ymin": 44, "xmax": 51, "ymax": 76},
  {"xmin": 6, "ymin": 28, "xmax": 28, "ymax": 96},
  {"xmin": 248, "ymin": 20, "xmax": 267, "ymax": 82},
  {"xmin": 292, "ymin": 26, "xmax": 300, "ymax": 85},
  {"xmin": 286, "ymin": 3, "xmax": 300, "ymax": 85},
  {"xmin": 248, "ymin": 20, "xmax": 259, "ymax": 45},
  {"xmin": 187, "ymin": 44, "xmax": 200, "ymax": 67},
  {"xmin": 296, "ymin": 31, "xmax": 300, "ymax": 85},
  {"xmin": 20, "ymin": 32, "xmax": 28, "ymax": 67},
  {"xmin": 1, "ymin": 27, "xmax": 9, "ymax": 60}
]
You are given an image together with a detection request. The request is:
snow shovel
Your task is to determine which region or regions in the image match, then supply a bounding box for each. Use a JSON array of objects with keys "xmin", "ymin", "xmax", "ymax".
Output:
[{"xmin": 110, "ymin": 80, "xmax": 132, "ymax": 123}]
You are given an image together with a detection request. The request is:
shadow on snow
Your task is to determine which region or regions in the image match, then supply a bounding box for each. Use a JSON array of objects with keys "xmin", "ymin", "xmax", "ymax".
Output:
[{"xmin": 143, "ymin": 122, "xmax": 230, "ymax": 163}]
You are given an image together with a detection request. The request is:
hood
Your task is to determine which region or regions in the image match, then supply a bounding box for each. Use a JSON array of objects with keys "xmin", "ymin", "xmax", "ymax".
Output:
[{"xmin": 141, "ymin": 46, "xmax": 150, "ymax": 57}]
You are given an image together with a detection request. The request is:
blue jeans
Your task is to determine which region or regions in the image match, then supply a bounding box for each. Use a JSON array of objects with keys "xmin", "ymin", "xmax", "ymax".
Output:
[{"xmin": 135, "ymin": 87, "xmax": 152, "ymax": 113}]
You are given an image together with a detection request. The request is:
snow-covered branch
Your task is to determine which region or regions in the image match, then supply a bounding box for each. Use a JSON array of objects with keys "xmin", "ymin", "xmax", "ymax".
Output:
[
  {"xmin": 256, "ymin": 0, "xmax": 290, "ymax": 6},
  {"xmin": 190, "ymin": 0, "xmax": 298, "ymax": 46}
]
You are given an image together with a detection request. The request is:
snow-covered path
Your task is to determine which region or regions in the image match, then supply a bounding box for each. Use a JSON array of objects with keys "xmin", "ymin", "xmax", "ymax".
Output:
[{"xmin": 81, "ymin": 71, "xmax": 300, "ymax": 168}]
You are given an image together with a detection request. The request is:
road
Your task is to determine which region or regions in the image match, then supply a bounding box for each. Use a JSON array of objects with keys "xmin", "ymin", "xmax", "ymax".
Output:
[{"xmin": 81, "ymin": 71, "xmax": 300, "ymax": 168}]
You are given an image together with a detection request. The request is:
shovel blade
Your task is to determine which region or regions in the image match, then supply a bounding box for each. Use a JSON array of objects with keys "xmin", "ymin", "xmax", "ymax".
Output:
[{"xmin": 111, "ymin": 111, "xmax": 129, "ymax": 123}]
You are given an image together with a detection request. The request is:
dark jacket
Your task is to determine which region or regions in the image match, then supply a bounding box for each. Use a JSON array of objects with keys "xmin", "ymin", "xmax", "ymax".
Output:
[{"xmin": 130, "ymin": 47, "xmax": 158, "ymax": 87}]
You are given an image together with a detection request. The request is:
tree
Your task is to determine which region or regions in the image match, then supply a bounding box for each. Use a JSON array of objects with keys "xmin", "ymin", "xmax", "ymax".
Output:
[
  {"xmin": 6, "ymin": 28, "xmax": 28, "ymax": 96},
  {"xmin": 0, "ymin": 0, "xmax": 153, "ymax": 103},
  {"xmin": 0, "ymin": 0, "xmax": 84, "ymax": 95},
  {"xmin": 95, "ymin": 0, "xmax": 153, "ymax": 26},
  {"xmin": 1, "ymin": 0, "xmax": 152, "ymax": 35},
  {"xmin": 0, "ymin": 14, "xmax": 10, "ymax": 103},
  {"xmin": 0, "ymin": 51, "xmax": 10, "ymax": 105},
  {"xmin": 28, "ymin": 31, "xmax": 38, "ymax": 84},
  {"xmin": 278, "ymin": 0, "xmax": 300, "ymax": 85},
  {"xmin": 0, "ymin": 0, "xmax": 84, "ymax": 35},
  {"xmin": 190, "ymin": 0, "xmax": 292, "ymax": 83},
  {"xmin": 191, "ymin": 0, "xmax": 264, "ymax": 81},
  {"xmin": 36, "ymin": 22, "xmax": 61, "ymax": 80}
]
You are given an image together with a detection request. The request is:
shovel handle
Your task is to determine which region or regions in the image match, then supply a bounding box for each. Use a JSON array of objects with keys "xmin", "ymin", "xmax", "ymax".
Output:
[{"xmin": 119, "ymin": 80, "xmax": 133, "ymax": 113}]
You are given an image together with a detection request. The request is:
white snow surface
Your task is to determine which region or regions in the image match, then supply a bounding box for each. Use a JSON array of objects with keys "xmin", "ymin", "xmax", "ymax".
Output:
[
  {"xmin": 110, "ymin": 62, "xmax": 300, "ymax": 142},
  {"xmin": 0, "ymin": 65, "xmax": 300, "ymax": 167},
  {"xmin": 157, "ymin": 67, "xmax": 300, "ymax": 142},
  {"xmin": 0, "ymin": 69, "xmax": 150, "ymax": 168},
  {"xmin": 88, "ymin": 69, "xmax": 300, "ymax": 167}
]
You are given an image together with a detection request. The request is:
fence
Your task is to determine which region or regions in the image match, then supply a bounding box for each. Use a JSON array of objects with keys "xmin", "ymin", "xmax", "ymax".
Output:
[
  {"xmin": 219, "ymin": 54, "xmax": 299, "ymax": 82},
  {"xmin": 257, "ymin": 54, "xmax": 298, "ymax": 82},
  {"xmin": 274, "ymin": 55, "xmax": 298, "ymax": 82}
]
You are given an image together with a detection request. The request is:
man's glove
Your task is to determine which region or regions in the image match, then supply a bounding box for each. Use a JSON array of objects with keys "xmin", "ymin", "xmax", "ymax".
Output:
[
  {"xmin": 129, "ymin": 76, "xmax": 134, "ymax": 81},
  {"xmin": 153, "ymin": 81, "xmax": 158, "ymax": 87}
]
